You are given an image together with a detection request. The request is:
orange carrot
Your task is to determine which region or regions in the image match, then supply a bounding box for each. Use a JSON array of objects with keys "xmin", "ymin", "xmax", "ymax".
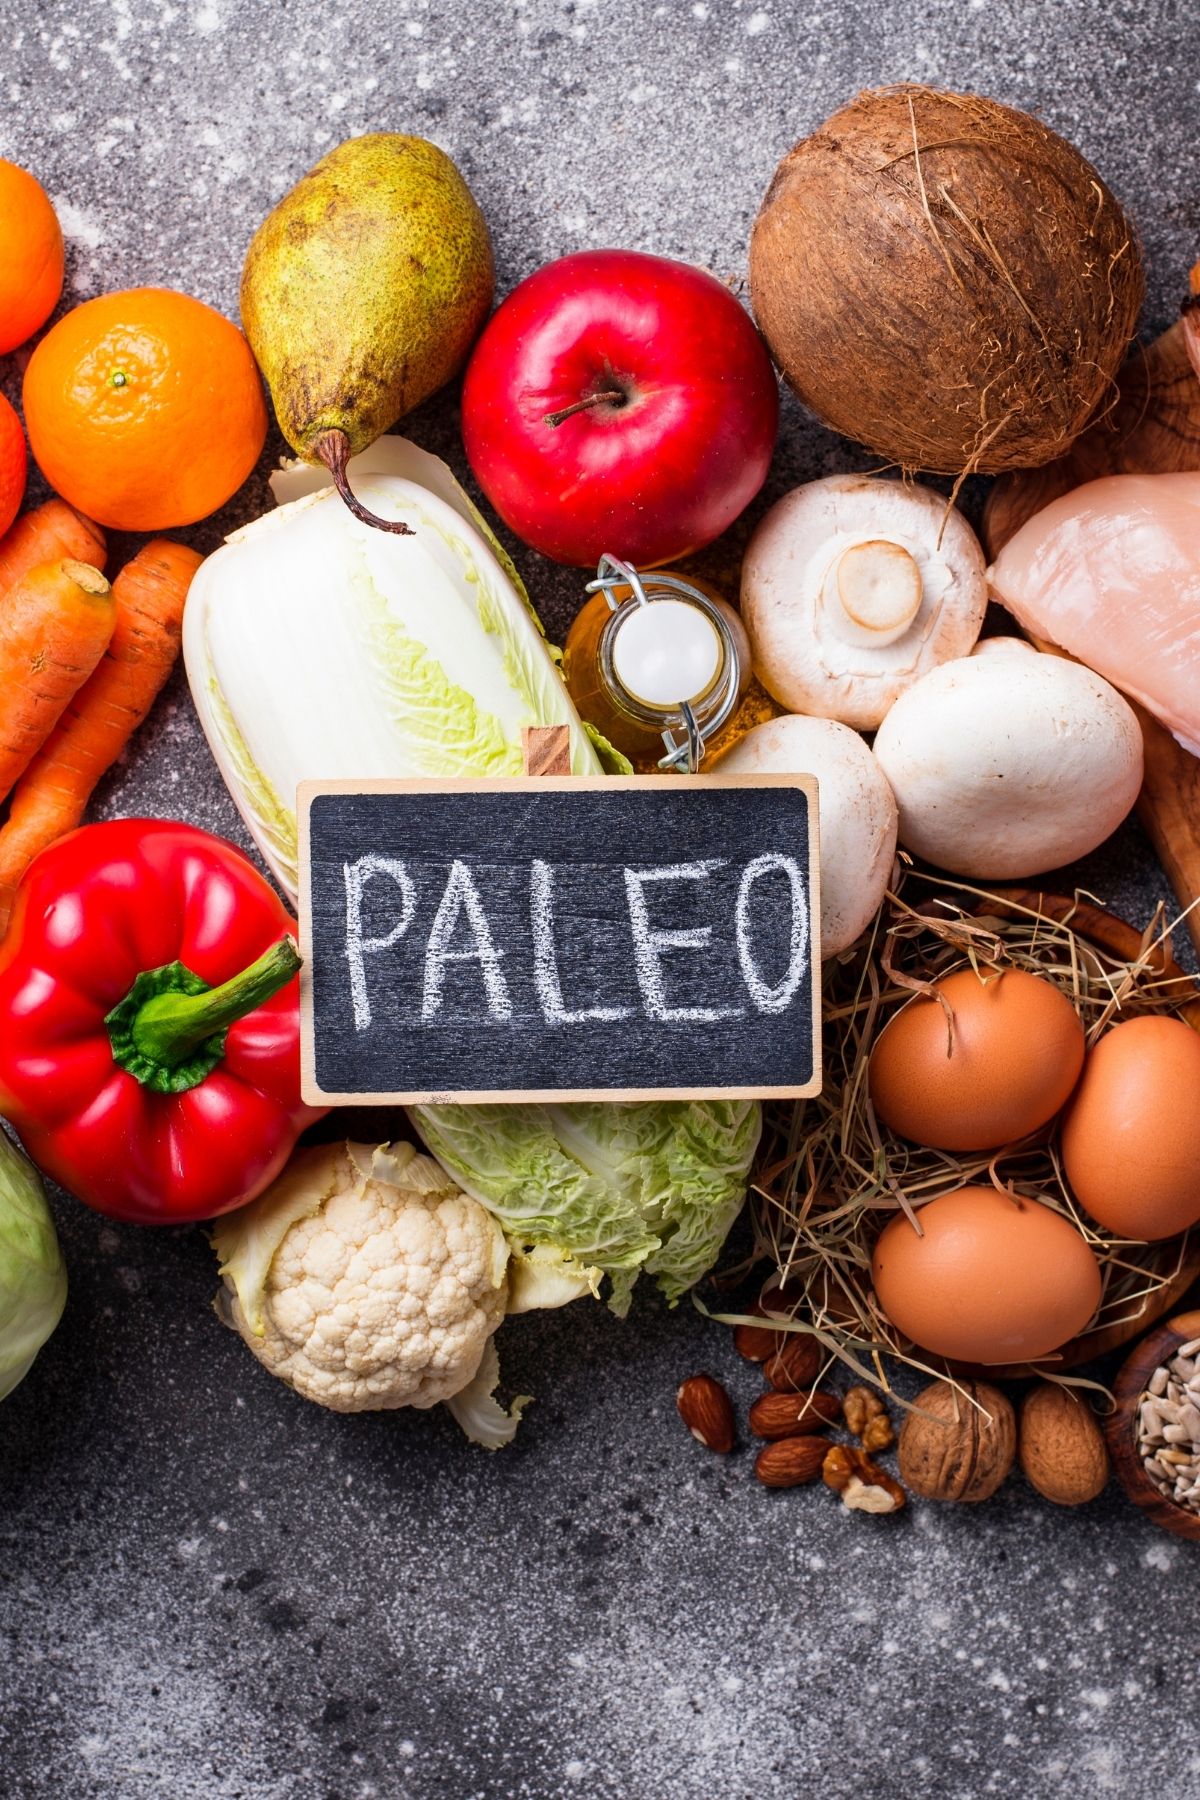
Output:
[
  {"xmin": 0, "ymin": 499, "xmax": 105, "ymax": 597},
  {"xmin": 0, "ymin": 559, "xmax": 114, "ymax": 805},
  {"xmin": 0, "ymin": 541, "xmax": 202, "ymax": 933}
]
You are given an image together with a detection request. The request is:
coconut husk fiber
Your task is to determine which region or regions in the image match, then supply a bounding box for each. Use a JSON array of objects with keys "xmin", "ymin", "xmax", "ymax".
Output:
[{"xmin": 749, "ymin": 85, "xmax": 1144, "ymax": 476}]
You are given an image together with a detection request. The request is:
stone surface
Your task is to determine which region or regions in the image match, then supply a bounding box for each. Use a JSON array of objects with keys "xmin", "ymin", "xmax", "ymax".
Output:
[{"xmin": 1, "ymin": 1, "xmax": 1199, "ymax": 1796}]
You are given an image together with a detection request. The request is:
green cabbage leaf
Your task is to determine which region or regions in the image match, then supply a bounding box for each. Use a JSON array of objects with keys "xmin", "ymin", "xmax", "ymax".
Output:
[
  {"xmin": 410, "ymin": 1099, "xmax": 761, "ymax": 1316},
  {"xmin": 0, "ymin": 1129, "xmax": 67, "ymax": 1402}
]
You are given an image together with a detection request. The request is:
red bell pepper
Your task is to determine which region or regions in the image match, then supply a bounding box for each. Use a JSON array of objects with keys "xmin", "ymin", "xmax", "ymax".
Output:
[{"xmin": 0, "ymin": 818, "xmax": 325, "ymax": 1225}]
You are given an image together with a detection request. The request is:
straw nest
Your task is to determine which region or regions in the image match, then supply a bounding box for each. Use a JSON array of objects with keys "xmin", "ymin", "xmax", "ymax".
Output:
[{"xmin": 729, "ymin": 871, "xmax": 1196, "ymax": 1398}]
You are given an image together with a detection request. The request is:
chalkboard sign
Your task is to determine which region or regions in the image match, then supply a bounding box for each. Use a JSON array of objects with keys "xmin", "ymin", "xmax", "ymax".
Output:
[{"xmin": 298, "ymin": 775, "xmax": 821, "ymax": 1105}]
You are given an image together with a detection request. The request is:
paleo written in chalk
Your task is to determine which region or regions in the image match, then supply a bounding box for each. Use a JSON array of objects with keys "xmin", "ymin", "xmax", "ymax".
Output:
[{"xmin": 343, "ymin": 851, "xmax": 810, "ymax": 1030}]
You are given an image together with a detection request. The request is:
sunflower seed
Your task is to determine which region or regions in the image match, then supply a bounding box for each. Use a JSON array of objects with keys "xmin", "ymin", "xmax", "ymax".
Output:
[{"xmin": 1135, "ymin": 1358, "xmax": 1200, "ymax": 1513}]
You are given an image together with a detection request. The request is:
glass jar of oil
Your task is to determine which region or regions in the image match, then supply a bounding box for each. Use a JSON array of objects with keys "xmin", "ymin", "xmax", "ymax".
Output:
[{"xmin": 562, "ymin": 557, "xmax": 766, "ymax": 772}]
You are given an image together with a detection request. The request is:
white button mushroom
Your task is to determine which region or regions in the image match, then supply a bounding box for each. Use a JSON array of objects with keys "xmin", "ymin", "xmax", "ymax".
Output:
[
  {"xmin": 872, "ymin": 639, "xmax": 1145, "ymax": 878},
  {"xmin": 740, "ymin": 475, "xmax": 988, "ymax": 730},
  {"xmin": 716, "ymin": 714, "xmax": 898, "ymax": 957}
]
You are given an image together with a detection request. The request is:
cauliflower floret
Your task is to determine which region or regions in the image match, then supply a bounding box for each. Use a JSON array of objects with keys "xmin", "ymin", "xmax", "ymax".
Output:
[{"xmin": 214, "ymin": 1141, "xmax": 509, "ymax": 1414}]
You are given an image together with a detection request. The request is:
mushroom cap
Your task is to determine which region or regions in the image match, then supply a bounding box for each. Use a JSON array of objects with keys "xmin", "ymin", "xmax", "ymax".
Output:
[
  {"xmin": 872, "ymin": 639, "xmax": 1144, "ymax": 878},
  {"xmin": 741, "ymin": 475, "xmax": 988, "ymax": 730},
  {"xmin": 717, "ymin": 713, "xmax": 898, "ymax": 957}
]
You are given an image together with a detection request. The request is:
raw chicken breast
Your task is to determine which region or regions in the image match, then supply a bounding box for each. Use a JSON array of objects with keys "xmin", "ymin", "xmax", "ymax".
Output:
[{"xmin": 989, "ymin": 472, "xmax": 1200, "ymax": 754}]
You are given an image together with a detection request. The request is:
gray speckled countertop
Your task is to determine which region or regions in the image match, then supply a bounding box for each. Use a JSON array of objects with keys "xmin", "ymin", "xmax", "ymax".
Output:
[{"xmin": 2, "ymin": 2, "xmax": 1199, "ymax": 1796}]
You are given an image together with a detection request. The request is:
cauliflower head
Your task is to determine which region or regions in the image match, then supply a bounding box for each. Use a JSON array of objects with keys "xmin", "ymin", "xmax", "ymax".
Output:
[{"xmin": 213, "ymin": 1141, "xmax": 509, "ymax": 1415}]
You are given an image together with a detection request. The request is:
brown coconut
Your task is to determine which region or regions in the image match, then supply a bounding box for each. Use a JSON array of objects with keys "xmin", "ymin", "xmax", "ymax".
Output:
[{"xmin": 749, "ymin": 85, "xmax": 1144, "ymax": 474}]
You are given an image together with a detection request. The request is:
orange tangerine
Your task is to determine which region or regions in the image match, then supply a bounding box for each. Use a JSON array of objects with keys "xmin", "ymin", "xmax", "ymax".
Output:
[
  {"xmin": 22, "ymin": 287, "xmax": 267, "ymax": 530},
  {"xmin": 0, "ymin": 160, "xmax": 64, "ymax": 354},
  {"xmin": 0, "ymin": 393, "xmax": 26, "ymax": 536}
]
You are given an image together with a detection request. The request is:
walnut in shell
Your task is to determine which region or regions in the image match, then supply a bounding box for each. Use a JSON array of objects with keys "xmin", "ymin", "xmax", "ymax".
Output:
[
  {"xmin": 1018, "ymin": 1382, "xmax": 1109, "ymax": 1506},
  {"xmin": 899, "ymin": 1380, "xmax": 1016, "ymax": 1503}
]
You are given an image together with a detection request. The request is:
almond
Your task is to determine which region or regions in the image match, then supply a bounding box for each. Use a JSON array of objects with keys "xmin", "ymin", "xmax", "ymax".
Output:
[
  {"xmin": 762, "ymin": 1333, "xmax": 821, "ymax": 1392},
  {"xmin": 754, "ymin": 1435, "xmax": 828, "ymax": 1488},
  {"xmin": 748, "ymin": 1388, "xmax": 841, "ymax": 1440},
  {"xmin": 676, "ymin": 1373, "xmax": 736, "ymax": 1454},
  {"xmin": 733, "ymin": 1284, "xmax": 805, "ymax": 1361},
  {"xmin": 760, "ymin": 1276, "xmax": 807, "ymax": 1316},
  {"xmin": 733, "ymin": 1318, "xmax": 783, "ymax": 1362}
]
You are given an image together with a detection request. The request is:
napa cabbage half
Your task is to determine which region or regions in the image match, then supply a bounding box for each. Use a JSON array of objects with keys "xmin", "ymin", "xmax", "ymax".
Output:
[
  {"xmin": 0, "ymin": 1129, "xmax": 67, "ymax": 1403},
  {"xmin": 182, "ymin": 442, "xmax": 607, "ymax": 900}
]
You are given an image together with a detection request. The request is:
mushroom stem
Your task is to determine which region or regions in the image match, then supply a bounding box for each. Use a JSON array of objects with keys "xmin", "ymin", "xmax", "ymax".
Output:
[{"xmin": 830, "ymin": 540, "xmax": 923, "ymax": 647}]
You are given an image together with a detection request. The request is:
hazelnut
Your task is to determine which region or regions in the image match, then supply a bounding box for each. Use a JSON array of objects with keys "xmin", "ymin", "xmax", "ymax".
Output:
[
  {"xmin": 898, "ymin": 1379, "xmax": 1016, "ymax": 1503},
  {"xmin": 1019, "ymin": 1382, "xmax": 1109, "ymax": 1505}
]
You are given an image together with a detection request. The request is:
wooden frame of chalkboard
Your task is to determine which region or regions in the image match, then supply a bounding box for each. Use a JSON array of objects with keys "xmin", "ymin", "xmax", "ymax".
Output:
[{"xmin": 297, "ymin": 775, "xmax": 821, "ymax": 1106}]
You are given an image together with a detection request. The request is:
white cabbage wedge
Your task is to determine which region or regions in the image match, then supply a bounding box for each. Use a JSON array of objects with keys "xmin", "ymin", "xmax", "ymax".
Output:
[
  {"xmin": 183, "ymin": 438, "xmax": 603, "ymax": 899},
  {"xmin": 0, "ymin": 1129, "xmax": 66, "ymax": 1404}
]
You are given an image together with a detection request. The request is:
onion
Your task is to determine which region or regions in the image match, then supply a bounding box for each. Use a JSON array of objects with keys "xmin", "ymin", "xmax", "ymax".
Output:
[{"xmin": 749, "ymin": 85, "xmax": 1144, "ymax": 475}]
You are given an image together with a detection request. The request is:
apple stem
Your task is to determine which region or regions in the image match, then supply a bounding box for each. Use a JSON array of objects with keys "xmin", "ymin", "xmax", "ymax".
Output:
[{"xmin": 543, "ymin": 389, "xmax": 626, "ymax": 428}]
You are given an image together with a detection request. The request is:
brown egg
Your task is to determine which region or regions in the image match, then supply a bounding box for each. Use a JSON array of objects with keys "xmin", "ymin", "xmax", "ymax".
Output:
[
  {"xmin": 868, "ymin": 968, "xmax": 1085, "ymax": 1151},
  {"xmin": 871, "ymin": 1185, "xmax": 1102, "ymax": 1363},
  {"xmin": 1060, "ymin": 1015, "xmax": 1200, "ymax": 1241}
]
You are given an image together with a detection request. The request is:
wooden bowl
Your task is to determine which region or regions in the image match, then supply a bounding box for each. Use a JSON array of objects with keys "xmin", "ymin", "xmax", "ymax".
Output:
[
  {"xmin": 936, "ymin": 889, "xmax": 1200, "ymax": 1376},
  {"xmin": 1108, "ymin": 1308, "xmax": 1200, "ymax": 1542}
]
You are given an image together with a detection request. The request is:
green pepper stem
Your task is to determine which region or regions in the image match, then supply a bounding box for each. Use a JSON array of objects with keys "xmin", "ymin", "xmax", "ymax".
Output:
[{"xmin": 131, "ymin": 936, "xmax": 302, "ymax": 1069}]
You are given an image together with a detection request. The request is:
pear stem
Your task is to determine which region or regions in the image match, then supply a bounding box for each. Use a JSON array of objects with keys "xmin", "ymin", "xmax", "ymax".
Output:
[
  {"xmin": 543, "ymin": 389, "xmax": 626, "ymax": 428},
  {"xmin": 312, "ymin": 429, "xmax": 415, "ymax": 536}
]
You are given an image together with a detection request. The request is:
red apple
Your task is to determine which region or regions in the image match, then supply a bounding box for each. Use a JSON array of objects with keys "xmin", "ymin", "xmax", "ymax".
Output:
[{"xmin": 461, "ymin": 249, "xmax": 779, "ymax": 568}]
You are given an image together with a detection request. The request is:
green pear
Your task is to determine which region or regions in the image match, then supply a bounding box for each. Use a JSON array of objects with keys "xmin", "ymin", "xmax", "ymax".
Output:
[{"xmin": 241, "ymin": 133, "xmax": 494, "ymax": 534}]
